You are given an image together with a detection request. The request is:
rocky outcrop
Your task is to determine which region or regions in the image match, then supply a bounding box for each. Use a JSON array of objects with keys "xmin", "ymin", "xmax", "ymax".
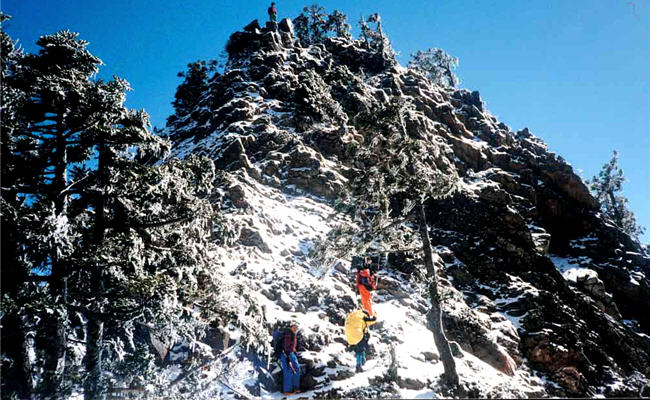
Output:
[{"xmin": 166, "ymin": 20, "xmax": 650, "ymax": 398}]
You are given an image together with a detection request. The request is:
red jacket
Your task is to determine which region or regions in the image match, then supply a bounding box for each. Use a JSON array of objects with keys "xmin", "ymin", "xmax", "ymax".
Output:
[
  {"xmin": 355, "ymin": 269, "xmax": 376, "ymax": 291},
  {"xmin": 282, "ymin": 330, "xmax": 297, "ymax": 353}
]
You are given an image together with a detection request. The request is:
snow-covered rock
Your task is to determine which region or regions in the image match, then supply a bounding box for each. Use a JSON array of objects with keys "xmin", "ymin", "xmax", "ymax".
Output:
[{"xmin": 159, "ymin": 18, "xmax": 650, "ymax": 399}]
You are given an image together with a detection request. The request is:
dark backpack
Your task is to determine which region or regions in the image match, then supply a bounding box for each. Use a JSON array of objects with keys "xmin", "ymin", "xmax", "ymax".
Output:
[
  {"xmin": 271, "ymin": 328, "xmax": 287, "ymax": 359},
  {"xmin": 352, "ymin": 256, "xmax": 363, "ymax": 270},
  {"xmin": 359, "ymin": 275, "xmax": 372, "ymax": 291}
]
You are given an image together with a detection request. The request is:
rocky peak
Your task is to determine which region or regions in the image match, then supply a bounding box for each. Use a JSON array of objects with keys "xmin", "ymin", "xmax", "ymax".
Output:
[{"xmin": 164, "ymin": 19, "xmax": 650, "ymax": 398}]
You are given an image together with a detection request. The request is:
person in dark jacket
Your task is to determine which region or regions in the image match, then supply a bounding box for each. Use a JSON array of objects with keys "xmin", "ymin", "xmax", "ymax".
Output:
[
  {"xmin": 354, "ymin": 310, "xmax": 376, "ymax": 372},
  {"xmin": 355, "ymin": 258, "xmax": 376, "ymax": 314},
  {"xmin": 280, "ymin": 321, "xmax": 300, "ymax": 395},
  {"xmin": 268, "ymin": 2, "xmax": 277, "ymax": 22}
]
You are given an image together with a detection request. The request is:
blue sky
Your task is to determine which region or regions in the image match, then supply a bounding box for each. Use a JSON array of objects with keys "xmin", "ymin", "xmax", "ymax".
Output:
[{"xmin": 4, "ymin": 0, "xmax": 649, "ymax": 242}]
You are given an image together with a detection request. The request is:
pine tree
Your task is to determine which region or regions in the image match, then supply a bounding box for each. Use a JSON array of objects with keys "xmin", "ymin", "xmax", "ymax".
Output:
[
  {"xmin": 303, "ymin": 4, "xmax": 328, "ymax": 43},
  {"xmin": 327, "ymin": 97, "xmax": 461, "ymax": 387},
  {"xmin": 358, "ymin": 13, "xmax": 396, "ymax": 63},
  {"xmin": 589, "ymin": 151, "xmax": 645, "ymax": 240},
  {"xmin": 167, "ymin": 60, "xmax": 216, "ymax": 125},
  {"xmin": 1, "ymin": 28, "xmax": 238, "ymax": 399},
  {"xmin": 409, "ymin": 48, "xmax": 460, "ymax": 88},
  {"xmin": 293, "ymin": 13, "xmax": 310, "ymax": 44},
  {"xmin": 0, "ymin": 19, "xmax": 39, "ymax": 390},
  {"xmin": 294, "ymin": 4, "xmax": 329, "ymax": 45},
  {"xmin": 326, "ymin": 10, "xmax": 351, "ymax": 39},
  {"xmin": 2, "ymin": 29, "xmax": 108, "ymax": 396}
]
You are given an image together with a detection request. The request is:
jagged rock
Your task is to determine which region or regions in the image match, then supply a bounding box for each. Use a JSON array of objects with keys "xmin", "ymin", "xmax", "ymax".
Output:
[
  {"xmin": 553, "ymin": 366, "xmax": 588, "ymax": 396},
  {"xmin": 331, "ymin": 369, "xmax": 355, "ymax": 381},
  {"xmin": 244, "ymin": 19, "xmax": 261, "ymax": 32},
  {"xmin": 164, "ymin": 19, "xmax": 650, "ymax": 398},
  {"xmin": 396, "ymin": 376, "xmax": 426, "ymax": 390},
  {"xmin": 227, "ymin": 184, "xmax": 248, "ymax": 208},
  {"xmin": 238, "ymin": 226, "xmax": 271, "ymax": 253},
  {"xmin": 541, "ymin": 164, "xmax": 598, "ymax": 211},
  {"xmin": 421, "ymin": 351, "xmax": 439, "ymax": 362},
  {"xmin": 453, "ymin": 89, "xmax": 484, "ymax": 111},
  {"xmin": 264, "ymin": 289, "xmax": 279, "ymax": 305},
  {"xmin": 216, "ymin": 138, "xmax": 246, "ymax": 169},
  {"xmin": 575, "ymin": 273, "xmax": 622, "ymax": 318},
  {"xmin": 278, "ymin": 18, "xmax": 294, "ymax": 37},
  {"xmin": 276, "ymin": 290, "xmax": 294, "ymax": 311}
]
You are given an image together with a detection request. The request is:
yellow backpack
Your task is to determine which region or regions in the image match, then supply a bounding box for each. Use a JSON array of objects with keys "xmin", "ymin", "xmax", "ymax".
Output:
[{"xmin": 344, "ymin": 309, "xmax": 377, "ymax": 345}]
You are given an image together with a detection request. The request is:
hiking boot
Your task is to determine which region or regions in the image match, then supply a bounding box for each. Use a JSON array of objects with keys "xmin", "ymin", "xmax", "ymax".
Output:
[{"xmin": 356, "ymin": 365, "xmax": 363, "ymax": 373}]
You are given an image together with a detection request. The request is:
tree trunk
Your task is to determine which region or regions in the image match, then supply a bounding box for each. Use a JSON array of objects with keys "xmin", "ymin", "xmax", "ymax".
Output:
[
  {"xmin": 2, "ymin": 312, "xmax": 35, "ymax": 397},
  {"xmin": 84, "ymin": 143, "xmax": 107, "ymax": 400},
  {"xmin": 418, "ymin": 202, "xmax": 459, "ymax": 387},
  {"xmin": 19, "ymin": 313, "xmax": 36, "ymax": 396},
  {"xmin": 84, "ymin": 317, "xmax": 104, "ymax": 400},
  {"xmin": 41, "ymin": 312, "xmax": 67, "ymax": 396},
  {"xmin": 445, "ymin": 65, "xmax": 456, "ymax": 88},
  {"xmin": 360, "ymin": 16, "xmax": 369, "ymax": 49},
  {"xmin": 53, "ymin": 116, "xmax": 68, "ymax": 216},
  {"xmin": 376, "ymin": 19, "xmax": 384, "ymax": 54},
  {"xmin": 608, "ymin": 189, "xmax": 625, "ymax": 230},
  {"xmin": 42, "ymin": 116, "xmax": 68, "ymax": 397}
]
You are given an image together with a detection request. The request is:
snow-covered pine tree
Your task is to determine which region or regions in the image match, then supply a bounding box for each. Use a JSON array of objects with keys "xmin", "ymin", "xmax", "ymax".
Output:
[
  {"xmin": 0, "ymin": 18, "xmax": 43, "ymax": 398},
  {"xmin": 326, "ymin": 97, "xmax": 461, "ymax": 387},
  {"xmin": 166, "ymin": 60, "xmax": 217, "ymax": 126},
  {"xmin": 0, "ymin": 12, "xmax": 29, "ymax": 298},
  {"xmin": 293, "ymin": 13, "xmax": 310, "ymax": 45},
  {"xmin": 71, "ymin": 151, "xmax": 221, "ymax": 400},
  {"xmin": 589, "ymin": 151, "xmax": 645, "ymax": 240},
  {"xmin": 303, "ymin": 4, "xmax": 328, "ymax": 43},
  {"xmin": 358, "ymin": 13, "xmax": 396, "ymax": 66},
  {"xmin": 293, "ymin": 6, "xmax": 351, "ymax": 45},
  {"xmin": 1, "ymin": 29, "xmax": 109, "ymax": 396},
  {"xmin": 408, "ymin": 48, "xmax": 460, "ymax": 88},
  {"xmin": 0, "ymin": 28, "xmax": 244, "ymax": 399},
  {"xmin": 326, "ymin": 10, "xmax": 351, "ymax": 39},
  {"xmin": 293, "ymin": 4, "xmax": 328, "ymax": 45}
]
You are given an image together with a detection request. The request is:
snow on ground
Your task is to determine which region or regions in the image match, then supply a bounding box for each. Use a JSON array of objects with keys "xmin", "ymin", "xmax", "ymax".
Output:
[
  {"xmin": 549, "ymin": 255, "xmax": 598, "ymax": 282},
  {"xmin": 145, "ymin": 172, "xmax": 548, "ymax": 398}
]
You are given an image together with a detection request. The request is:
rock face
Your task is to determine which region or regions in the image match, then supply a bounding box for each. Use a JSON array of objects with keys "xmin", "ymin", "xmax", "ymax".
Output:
[{"xmin": 165, "ymin": 20, "xmax": 650, "ymax": 398}]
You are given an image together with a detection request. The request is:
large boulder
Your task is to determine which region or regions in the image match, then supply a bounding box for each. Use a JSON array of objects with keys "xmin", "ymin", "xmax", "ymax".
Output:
[{"xmin": 278, "ymin": 18, "xmax": 294, "ymax": 37}]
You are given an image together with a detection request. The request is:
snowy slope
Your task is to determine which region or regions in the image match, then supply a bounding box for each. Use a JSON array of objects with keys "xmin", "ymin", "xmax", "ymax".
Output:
[
  {"xmin": 158, "ymin": 19, "xmax": 650, "ymax": 398},
  {"xmin": 143, "ymin": 172, "xmax": 546, "ymax": 399}
]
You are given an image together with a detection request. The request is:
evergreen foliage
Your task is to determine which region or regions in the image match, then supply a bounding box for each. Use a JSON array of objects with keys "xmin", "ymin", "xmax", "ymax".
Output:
[
  {"xmin": 588, "ymin": 151, "xmax": 645, "ymax": 240},
  {"xmin": 408, "ymin": 48, "xmax": 460, "ymax": 88},
  {"xmin": 294, "ymin": 5, "xmax": 352, "ymax": 44},
  {"xmin": 167, "ymin": 60, "xmax": 217, "ymax": 125},
  {"xmin": 327, "ymin": 10, "xmax": 351, "ymax": 39},
  {"xmin": 359, "ymin": 13, "xmax": 396, "ymax": 64},
  {"xmin": 321, "ymin": 96, "xmax": 461, "ymax": 387},
  {"xmin": 0, "ymin": 27, "xmax": 251, "ymax": 400}
]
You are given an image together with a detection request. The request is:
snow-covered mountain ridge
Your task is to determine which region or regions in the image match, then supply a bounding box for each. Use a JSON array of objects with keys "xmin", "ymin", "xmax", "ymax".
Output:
[{"xmin": 161, "ymin": 19, "xmax": 650, "ymax": 398}]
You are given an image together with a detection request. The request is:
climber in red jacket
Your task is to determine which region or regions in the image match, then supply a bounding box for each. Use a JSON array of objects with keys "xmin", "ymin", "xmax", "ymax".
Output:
[{"xmin": 355, "ymin": 258, "xmax": 376, "ymax": 314}]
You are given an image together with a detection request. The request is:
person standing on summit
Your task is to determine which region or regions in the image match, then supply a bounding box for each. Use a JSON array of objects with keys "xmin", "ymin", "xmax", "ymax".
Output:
[{"xmin": 268, "ymin": 2, "xmax": 277, "ymax": 22}]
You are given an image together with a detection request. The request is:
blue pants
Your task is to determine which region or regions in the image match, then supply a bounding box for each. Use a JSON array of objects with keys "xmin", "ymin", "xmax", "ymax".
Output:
[
  {"xmin": 356, "ymin": 350, "xmax": 366, "ymax": 368},
  {"xmin": 280, "ymin": 352, "xmax": 300, "ymax": 393},
  {"xmin": 356, "ymin": 334, "xmax": 368, "ymax": 368}
]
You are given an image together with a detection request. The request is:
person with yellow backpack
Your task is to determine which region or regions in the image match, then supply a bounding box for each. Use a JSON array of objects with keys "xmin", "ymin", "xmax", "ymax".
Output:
[{"xmin": 345, "ymin": 309, "xmax": 377, "ymax": 372}]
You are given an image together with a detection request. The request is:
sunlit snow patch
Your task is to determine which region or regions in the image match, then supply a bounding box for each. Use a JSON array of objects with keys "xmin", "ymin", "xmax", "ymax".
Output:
[{"xmin": 549, "ymin": 255, "xmax": 597, "ymax": 283}]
